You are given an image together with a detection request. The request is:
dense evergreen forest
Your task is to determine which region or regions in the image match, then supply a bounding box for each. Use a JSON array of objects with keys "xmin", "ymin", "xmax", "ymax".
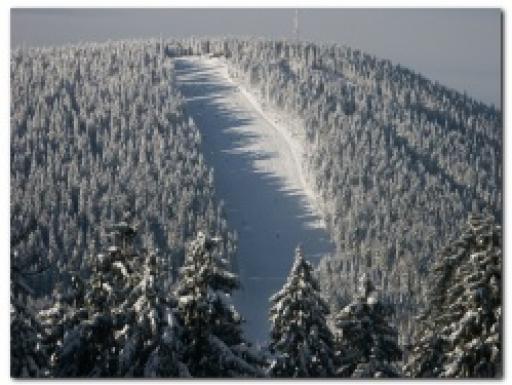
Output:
[
  {"xmin": 197, "ymin": 37, "xmax": 502, "ymax": 345},
  {"xmin": 10, "ymin": 38, "xmax": 502, "ymax": 378},
  {"xmin": 11, "ymin": 40, "xmax": 236, "ymax": 295}
]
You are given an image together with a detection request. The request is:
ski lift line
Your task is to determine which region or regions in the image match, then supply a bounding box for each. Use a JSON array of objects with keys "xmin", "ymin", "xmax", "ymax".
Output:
[{"xmin": 293, "ymin": 9, "xmax": 300, "ymax": 42}]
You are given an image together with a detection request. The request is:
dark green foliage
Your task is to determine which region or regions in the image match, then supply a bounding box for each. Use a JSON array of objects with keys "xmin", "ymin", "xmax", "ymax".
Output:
[
  {"xmin": 38, "ymin": 223, "xmax": 138, "ymax": 377},
  {"xmin": 10, "ymin": 281, "xmax": 47, "ymax": 377},
  {"xmin": 405, "ymin": 213, "xmax": 501, "ymax": 378},
  {"xmin": 177, "ymin": 232, "xmax": 264, "ymax": 377},
  {"xmin": 268, "ymin": 246, "xmax": 336, "ymax": 377},
  {"xmin": 117, "ymin": 251, "xmax": 189, "ymax": 377},
  {"xmin": 10, "ymin": 218, "xmax": 48, "ymax": 378},
  {"xmin": 39, "ymin": 222, "xmax": 188, "ymax": 377},
  {"xmin": 334, "ymin": 274, "xmax": 402, "ymax": 377}
]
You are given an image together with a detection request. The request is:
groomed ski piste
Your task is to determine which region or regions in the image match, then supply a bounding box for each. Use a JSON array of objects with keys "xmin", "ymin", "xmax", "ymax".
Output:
[{"xmin": 175, "ymin": 55, "xmax": 334, "ymax": 344}]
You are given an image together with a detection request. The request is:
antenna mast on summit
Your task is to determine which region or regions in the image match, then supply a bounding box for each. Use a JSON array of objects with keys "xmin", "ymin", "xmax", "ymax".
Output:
[{"xmin": 293, "ymin": 9, "xmax": 300, "ymax": 42}]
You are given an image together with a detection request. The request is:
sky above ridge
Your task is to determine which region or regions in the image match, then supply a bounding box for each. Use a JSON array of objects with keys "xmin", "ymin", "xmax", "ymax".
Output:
[{"xmin": 11, "ymin": 8, "xmax": 502, "ymax": 107}]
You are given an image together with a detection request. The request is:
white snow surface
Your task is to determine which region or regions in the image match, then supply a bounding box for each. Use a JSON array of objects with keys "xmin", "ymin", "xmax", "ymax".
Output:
[
  {"xmin": 175, "ymin": 56, "xmax": 334, "ymax": 344},
  {"xmin": 218, "ymin": 59, "xmax": 321, "ymax": 221}
]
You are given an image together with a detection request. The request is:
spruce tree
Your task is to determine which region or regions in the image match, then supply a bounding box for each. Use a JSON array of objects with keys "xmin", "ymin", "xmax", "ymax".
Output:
[
  {"xmin": 40, "ymin": 221, "xmax": 190, "ymax": 377},
  {"xmin": 117, "ymin": 251, "xmax": 189, "ymax": 377},
  {"xmin": 334, "ymin": 274, "xmax": 402, "ymax": 378},
  {"xmin": 41, "ymin": 222, "xmax": 140, "ymax": 376},
  {"xmin": 268, "ymin": 245, "xmax": 336, "ymax": 378},
  {"xmin": 38, "ymin": 277, "xmax": 87, "ymax": 376},
  {"xmin": 405, "ymin": 213, "xmax": 501, "ymax": 378},
  {"xmin": 176, "ymin": 231, "xmax": 263, "ymax": 377}
]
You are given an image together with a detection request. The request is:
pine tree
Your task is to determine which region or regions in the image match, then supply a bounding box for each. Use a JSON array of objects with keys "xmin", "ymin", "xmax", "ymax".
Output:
[
  {"xmin": 176, "ymin": 231, "xmax": 264, "ymax": 377},
  {"xmin": 41, "ymin": 222, "xmax": 140, "ymax": 377},
  {"xmin": 405, "ymin": 213, "xmax": 501, "ymax": 378},
  {"xmin": 117, "ymin": 251, "xmax": 189, "ymax": 377},
  {"xmin": 334, "ymin": 274, "xmax": 402, "ymax": 378},
  {"xmin": 85, "ymin": 222, "xmax": 140, "ymax": 376},
  {"xmin": 268, "ymin": 245, "xmax": 336, "ymax": 377},
  {"xmin": 38, "ymin": 277, "xmax": 87, "ymax": 376},
  {"xmin": 39, "ymin": 220, "xmax": 191, "ymax": 377}
]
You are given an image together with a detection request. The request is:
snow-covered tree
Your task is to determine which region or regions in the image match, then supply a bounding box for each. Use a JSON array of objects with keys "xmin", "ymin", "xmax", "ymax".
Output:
[
  {"xmin": 10, "ymin": 39, "xmax": 234, "ymax": 299},
  {"xmin": 334, "ymin": 274, "xmax": 402, "ymax": 378},
  {"xmin": 40, "ymin": 222, "xmax": 141, "ymax": 377},
  {"xmin": 37, "ymin": 277, "xmax": 87, "ymax": 376},
  {"xmin": 176, "ymin": 231, "xmax": 264, "ymax": 377},
  {"xmin": 40, "ymin": 221, "xmax": 191, "ymax": 377},
  {"xmin": 268, "ymin": 245, "xmax": 335, "ymax": 378},
  {"xmin": 405, "ymin": 213, "xmax": 501, "ymax": 378},
  {"xmin": 214, "ymin": 36, "xmax": 502, "ymax": 336},
  {"xmin": 117, "ymin": 251, "xmax": 189, "ymax": 377}
]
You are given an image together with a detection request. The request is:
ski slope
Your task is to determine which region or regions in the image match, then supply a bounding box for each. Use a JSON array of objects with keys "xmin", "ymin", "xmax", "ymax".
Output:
[{"xmin": 175, "ymin": 56, "xmax": 334, "ymax": 344}]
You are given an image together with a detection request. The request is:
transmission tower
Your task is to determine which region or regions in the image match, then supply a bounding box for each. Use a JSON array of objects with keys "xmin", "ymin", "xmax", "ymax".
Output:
[{"xmin": 293, "ymin": 9, "xmax": 300, "ymax": 42}]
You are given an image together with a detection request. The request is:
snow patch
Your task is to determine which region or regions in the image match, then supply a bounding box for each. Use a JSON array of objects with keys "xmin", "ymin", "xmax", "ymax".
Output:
[{"xmin": 205, "ymin": 56, "xmax": 326, "ymax": 230}]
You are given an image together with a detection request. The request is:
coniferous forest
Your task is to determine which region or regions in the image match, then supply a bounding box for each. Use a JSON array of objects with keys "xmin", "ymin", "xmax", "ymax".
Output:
[{"xmin": 10, "ymin": 36, "xmax": 502, "ymax": 378}]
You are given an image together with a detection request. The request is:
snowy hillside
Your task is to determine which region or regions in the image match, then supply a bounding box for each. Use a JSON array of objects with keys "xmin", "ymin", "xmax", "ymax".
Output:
[
  {"xmin": 10, "ymin": 37, "xmax": 502, "ymax": 378},
  {"xmin": 197, "ymin": 38, "xmax": 502, "ymax": 309},
  {"xmin": 11, "ymin": 40, "xmax": 236, "ymax": 295},
  {"xmin": 175, "ymin": 56, "xmax": 333, "ymax": 343}
]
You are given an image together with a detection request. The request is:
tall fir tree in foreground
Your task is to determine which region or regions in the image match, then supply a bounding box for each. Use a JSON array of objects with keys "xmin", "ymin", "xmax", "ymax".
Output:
[
  {"xmin": 176, "ymin": 231, "xmax": 264, "ymax": 377},
  {"xmin": 117, "ymin": 250, "xmax": 189, "ymax": 377},
  {"xmin": 405, "ymin": 213, "xmax": 501, "ymax": 378},
  {"xmin": 39, "ymin": 222, "xmax": 140, "ymax": 377},
  {"xmin": 334, "ymin": 274, "xmax": 402, "ymax": 378},
  {"xmin": 268, "ymin": 246, "xmax": 336, "ymax": 377},
  {"xmin": 39, "ymin": 221, "xmax": 187, "ymax": 377}
]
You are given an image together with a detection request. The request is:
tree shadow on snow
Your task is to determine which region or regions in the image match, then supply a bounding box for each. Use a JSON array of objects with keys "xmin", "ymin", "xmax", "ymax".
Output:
[{"xmin": 175, "ymin": 58, "xmax": 334, "ymax": 345}]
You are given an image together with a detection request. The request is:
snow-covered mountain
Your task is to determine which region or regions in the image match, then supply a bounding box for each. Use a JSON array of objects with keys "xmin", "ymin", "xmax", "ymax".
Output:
[
  {"xmin": 193, "ymin": 38, "xmax": 502, "ymax": 307},
  {"xmin": 10, "ymin": 37, "xmax": 502, "ymax": 378}
]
